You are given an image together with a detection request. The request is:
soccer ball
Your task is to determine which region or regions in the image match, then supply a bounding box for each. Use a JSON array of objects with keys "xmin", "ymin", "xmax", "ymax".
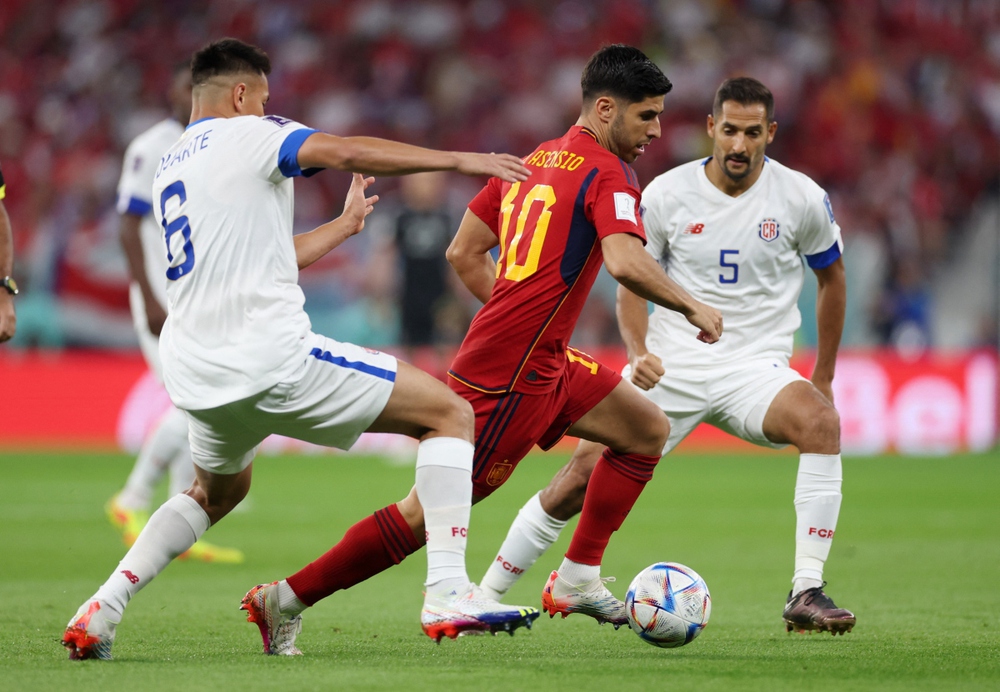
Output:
[{"xmin": 625, "ymin": 562, "xmax": 711, "ymax": 648}]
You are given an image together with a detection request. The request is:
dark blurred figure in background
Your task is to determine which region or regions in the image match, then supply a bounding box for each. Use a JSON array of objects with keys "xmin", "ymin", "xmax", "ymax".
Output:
[
  {"xmin": 875, "ymin": 255, "xmax": 932, "ymax": 357},
  {"xmin": 394, "ymin": 172, "xmax": 453, "ymax": 349}
]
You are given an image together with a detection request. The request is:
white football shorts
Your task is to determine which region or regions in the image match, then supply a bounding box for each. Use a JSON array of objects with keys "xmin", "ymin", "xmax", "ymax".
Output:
[
  {"xmin": 622, "ymin": 358, "xmax": 808, "ymax": 454},
  {"xmin": 184, "ymin": 333, "xmax": 397, "ymax": 474}
]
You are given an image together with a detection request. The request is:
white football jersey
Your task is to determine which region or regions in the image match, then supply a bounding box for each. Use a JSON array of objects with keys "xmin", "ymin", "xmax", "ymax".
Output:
[
  {"xmin": 641, "ymin": 157, "xmax": 842, "ymax": 371},
  {"xmin": 116, "ymin": 118, "xmax": 184, "ymax": 309},
  {"xmin": 152, "ymin": 114, "xmax": 320, "ymax": 410}
]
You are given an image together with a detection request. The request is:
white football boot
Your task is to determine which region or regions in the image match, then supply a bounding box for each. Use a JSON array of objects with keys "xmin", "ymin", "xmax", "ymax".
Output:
[
  {"xmin": 421, "ymin": 582, "xmax": 540, "ymax": 642},
  {"xmin": 63, "ymin": 599, "xmax": 119, "ymax": 660},
  {"xmin": 240, "ymin": 582, "xmax": 304, "ymax": 655},
  {"xmin": 541, "ymin": 570, "xmax": 629, "ymax": 628}
]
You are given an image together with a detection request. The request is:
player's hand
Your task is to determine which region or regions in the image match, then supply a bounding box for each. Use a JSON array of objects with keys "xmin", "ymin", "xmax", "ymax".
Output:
[
  {"xmin": 342, "ymin": 173, "xmax": 379, "ymax": 234},
  {"xmin": 629, "ymin": 352, "xmax": 664, "ymax": 391},
  {"xmin": 0, "ymin": 294, "xmax": 15, "ymax": 343},
  {"xmin": 455, "ymin": 152, "xmax": 531, "ymax": 183},
  {"xmin": 685, "ymin": 302, "xmax": 723, "ymax": 344},
  {"xmin": 144, "ymin": 297, "xmax": 167, "ymax": 336}
]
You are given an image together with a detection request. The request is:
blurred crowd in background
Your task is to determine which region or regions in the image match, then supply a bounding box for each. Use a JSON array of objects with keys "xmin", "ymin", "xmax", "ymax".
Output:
[{"xmin": 0, "ymin": 0, "xmax": 998, "ymax": 354}]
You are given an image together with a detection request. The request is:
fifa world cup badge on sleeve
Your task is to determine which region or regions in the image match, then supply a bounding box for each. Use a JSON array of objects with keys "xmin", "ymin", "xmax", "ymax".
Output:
[{"xmin": 614, "ymin": 193, "xmax": 637, "ymax": 223}]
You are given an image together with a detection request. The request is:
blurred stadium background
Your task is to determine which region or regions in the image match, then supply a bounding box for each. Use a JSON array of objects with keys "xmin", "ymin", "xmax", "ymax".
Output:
[{"xmin": 0, "ymin": 0, "xmax": 997, "ymax": 454}]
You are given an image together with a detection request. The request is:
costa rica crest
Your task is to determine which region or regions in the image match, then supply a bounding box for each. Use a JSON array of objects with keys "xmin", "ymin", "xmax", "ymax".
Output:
[{"xmin": 758, "ymin": 217, "xmax": 780, "ymax": 242}]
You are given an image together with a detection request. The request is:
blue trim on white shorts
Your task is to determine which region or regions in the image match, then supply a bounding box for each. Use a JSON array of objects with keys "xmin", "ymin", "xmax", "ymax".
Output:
[
  {"xmin": 805, "ymin": 241, "xmax": 842, "ymax": 270},
  {"xmin": 309, "ymin": 347, "xmax": 396, "ymax": 382},
  {"xmin": 278, "ymin": 128, "xmax": 320, "ymax": 177}
]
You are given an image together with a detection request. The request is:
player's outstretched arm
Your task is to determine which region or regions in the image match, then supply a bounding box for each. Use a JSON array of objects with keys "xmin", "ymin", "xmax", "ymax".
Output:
[
  {"xmin": 616, "ymin": 285, "xmax": 664, "ymax": 390},
  {"xmin": 811, "ymin": 257, "xmax": 846, "ymax": 404},
  {"xmin": 0, "ymin": 200, "xmax": 16, "ymax": 343},
  {"xmin": 601, "ymin": 233, "xmax": 723, "ymax": 344},
  {"xmin": 294, "ymin": 174, "xmax": 378, "ymax": 270},
  {"xmin": 445, "ymin": 210, "xmax": 498, "ymax": 304},
  {"xmin": 119, "ymin": 212, "xmax": 167, "ymax": 335},
  {"xmin": 297, "ymin": 135, "xmax": 531, "ymax": 184}
]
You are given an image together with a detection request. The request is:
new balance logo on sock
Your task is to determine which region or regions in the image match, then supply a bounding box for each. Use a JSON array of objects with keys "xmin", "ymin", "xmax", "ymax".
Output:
[
  {"xmin": 451, "ymin": 527, "xmax": 467, "ymax": 538},
  {"xmin": 495, "ymin": 555, "xmax": 524, "ymax": 575},
  {"xmin": 121, "ymin": 570, "xmax": 140, "ymax": 584},
  {"xmin": 808, "ymin": 527, "xmax": 835, "ymax": 539}
]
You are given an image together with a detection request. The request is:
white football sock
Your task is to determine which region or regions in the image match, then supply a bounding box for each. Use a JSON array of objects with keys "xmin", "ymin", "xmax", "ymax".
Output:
[
  {"xmin": 93, "ymin": 494, "xmax": 209, "ymax": 615},
  {"xmin": 276, "ymin": 579, "xmax": 307, "ymax": 616},
  {"xmin": 792, "ymin": 453, "xmax": 843, "ymax": 594},
  {"xmin": 415, "ymin": 437, "xmax": 473, "ymax": 594},
  {"xmin": 557, "ymin": 558, "xmax": 599, "ymax": 587},
  {"xmin": 481, "ymin": 492, "xmax": 567, "ymax": 599},
  {"xmin": 118, "ymin": 408, "xmax": 191, "ymax": 510}
]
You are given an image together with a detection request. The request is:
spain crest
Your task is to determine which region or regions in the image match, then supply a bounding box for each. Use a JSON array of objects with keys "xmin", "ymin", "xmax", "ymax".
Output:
[
  {"xmin": 486, "ymin": 461, "xmax": 513, "ymax": 487},
  {"xmin": 758, "ymin": 217, "xmax": 780, "ymax": 242}
]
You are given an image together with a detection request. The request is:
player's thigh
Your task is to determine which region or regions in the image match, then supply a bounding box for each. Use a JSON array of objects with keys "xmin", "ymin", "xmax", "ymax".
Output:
[
  {"xmin": 761, "ymin": 380, "xmax": 840, "ymax": 451},
  {"xmin": 708, "ymin": 362, "xmax": 807, "ymax": 448},
  {"xmin": 367, "ymin": 361, "xmax": 473, "ymax": 442},
  {"xmin": 567, "ymin": 377, "xmax": 668, "ymax": 454},
  {"xmin": 535, "ymin": 351, "xmax": 622, "ymax": 451}
]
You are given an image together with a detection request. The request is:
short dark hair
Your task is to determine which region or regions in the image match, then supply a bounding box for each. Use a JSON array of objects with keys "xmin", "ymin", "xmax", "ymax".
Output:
[
  {"xmin": 191, "ymin": 38, "xmax": 271, "ymax": 86},
  {"xmin": 581, "ymin": 44, "xmax": 672, "ymax": 105},
  {"xmin": 713, "ymin": 77, "xmax": 774, "ymax": 121}
]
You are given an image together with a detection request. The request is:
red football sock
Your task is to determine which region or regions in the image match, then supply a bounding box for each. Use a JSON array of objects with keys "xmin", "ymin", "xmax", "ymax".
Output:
[
  {"xmin": 565, "ymin": 449, "xmax": 660, "ymax": 566},
  {"xmin": 286, "ymin": 504, "xmax": 424, "ymax": 606}
]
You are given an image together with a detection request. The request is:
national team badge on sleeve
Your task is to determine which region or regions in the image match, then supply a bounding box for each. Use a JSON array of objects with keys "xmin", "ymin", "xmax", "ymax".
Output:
[{"xmin": 758, "ymin": 218, "xmax": 780, "ymax": 242}]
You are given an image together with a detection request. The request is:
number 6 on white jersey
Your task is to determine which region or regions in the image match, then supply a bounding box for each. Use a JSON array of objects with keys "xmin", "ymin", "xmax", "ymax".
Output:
[{"xmin": 160, "ymin": 180, "xmax": 196, "ymax": 280}]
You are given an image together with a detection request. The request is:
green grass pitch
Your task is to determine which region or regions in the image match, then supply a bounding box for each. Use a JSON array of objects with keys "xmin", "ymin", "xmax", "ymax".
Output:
[{"xmin": 1, "ymin": 448, "xmax": 998, "ymax": 691}]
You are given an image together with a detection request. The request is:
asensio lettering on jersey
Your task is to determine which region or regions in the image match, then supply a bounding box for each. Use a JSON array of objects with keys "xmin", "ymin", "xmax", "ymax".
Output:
[{"xmin": 523, "ymin": 149, "xmax": 586, "ymax": 171}]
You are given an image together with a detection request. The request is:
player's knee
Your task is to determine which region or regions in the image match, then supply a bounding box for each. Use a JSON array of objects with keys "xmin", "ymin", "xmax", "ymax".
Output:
[
  {"xmin": 800, "ymin": 403, "xmax": 840, "ymax": 453},
  {"xmin": 636, "ymin": 409, "xmax": 670, "ymax": 456},
  {"xmin": 562, "ymin": 463, "xmax": 591, "ymax": 513},
  {"xmin": 656, "ymin": 416, "xmax": 671, "ymax": 451},
  {"xmin": 189, "ymin": 480, "xmax": 249, "ymax": 525},
  {"xmin": 815, "ymin": 404, "xmax": 841, "ymax": 446},
  {"xmin": 435, "ymin": 390, "xmax": 475, "ymax": 443},
  {"xmin": 450, "ymin": 394, "xmax": 476, "ymax": 440},
  {"xmin": 541, "ymin": 471, "xmax": 588, "ymax": 521}
]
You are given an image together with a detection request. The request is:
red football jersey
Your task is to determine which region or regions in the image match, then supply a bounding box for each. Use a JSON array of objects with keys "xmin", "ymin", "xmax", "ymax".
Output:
[{"xmin": 449, "ymin": 126, "xmax": 645, "ymax": 394}]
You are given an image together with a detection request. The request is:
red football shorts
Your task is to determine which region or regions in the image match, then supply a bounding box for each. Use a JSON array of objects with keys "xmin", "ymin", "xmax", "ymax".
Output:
[{"xmin": 448, "ymin": 348, "xmax": 621, "ymax": 498}]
